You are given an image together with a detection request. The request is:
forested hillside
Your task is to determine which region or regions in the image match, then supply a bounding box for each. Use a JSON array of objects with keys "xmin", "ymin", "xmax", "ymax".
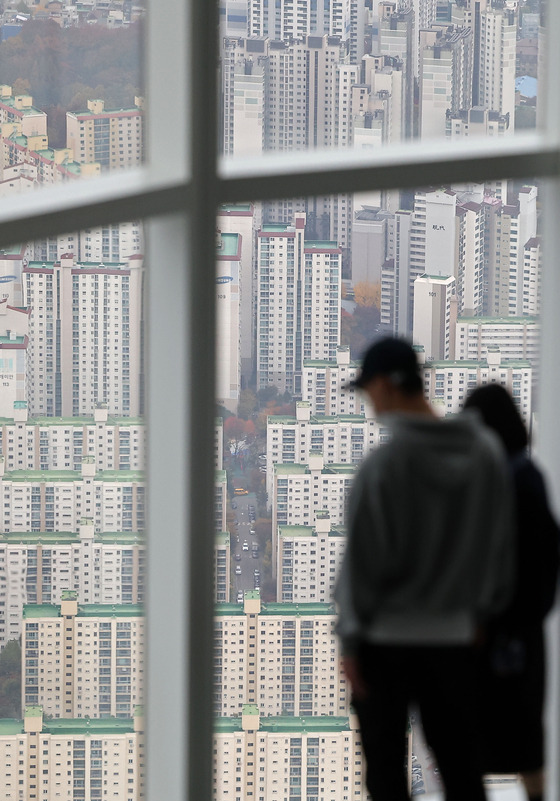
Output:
[{"xmin": 0, "ymin": 19, "xmax": 143, "ymax": 146}]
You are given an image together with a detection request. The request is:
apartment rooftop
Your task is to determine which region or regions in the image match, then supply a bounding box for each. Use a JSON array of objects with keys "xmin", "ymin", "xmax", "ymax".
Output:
[
  {"xmin": 214, "ymin": 715, "xmax": 350, "ymax": 733},
  {"xmin": 268, "ymin": 413, "xmax": 366, "ymax": 424},
  {"xmin": 0, "ymin": 530, "xmax": 144, "ymax": 545},
  {"xmin": 1, "ymin": 469, "xmax": 143, "ymax": 482},
  {"xmin": 456, "ymin": 316, "xmax": 539, "ymax": 325},
  {"xmin": 23, "ymin": 603, "xmax": 144, "ymax": 618},
  {"xmin": 425, "ymin": 359, "xmax": 532, "ymax": 369}
]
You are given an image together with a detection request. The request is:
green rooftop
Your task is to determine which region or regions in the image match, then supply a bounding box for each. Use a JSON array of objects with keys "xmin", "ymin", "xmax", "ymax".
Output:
[
  {"xmin": 23, "ymin": 603, "xmax": 144, "ymax": 618},
  {"xmin": 261, "ymin": 602, "xmax": 336, "ymax": 616},
  {"xmin": 268, "ymin": 413, "xmax": 366, "ymax": 425},
  {"xmin": 216, "ymin": 232, "xmax": 240, "ymax": 258},
  {"xmin": 279, "ymin": 525, "xmax": 313, "ymax": 537},
  {"xmin": 0, "ymin": 335, "xmax": 25, "ymax": 345},
  {"xmin": 44, "ymin": 717, "xmax": 135, "ymax": 735},
  {"xmin": 220, "ymin": 204, "xmax": 252, "ymax": 213},
  {"xmin": 303, "ymin": 358, "xmax": 359, "ymax": 368},
  {"xmin": 426, "ymin": 358, "xmax": 532, "ymax": 368},
  {"xmin": 23, "ymin": 604, "xmax": 60, "ymax": 619},
  {"xmin": 1, "ymin": 469, "xmax": 143, "ymax": 482},
  {"xmin": 0, "ymin": 719, "xmax": 23, "ymax": 735},
  {"xmin": 261, "ymin": 716, "xmax": 350, "ymax": 733},
  {"xmin": 215, "ymin": 603, "xmax": 246, "ymax": 616},
  {"xmin": 304, "ymin": 241, "xmax": 338, "ymax": 249},
  {"xmin": 261, "ymin": 224, "xmax": 290, "ymax": 232},
  {"xmin": 213, "ymin": 715, "xmax": 352, "ymax": 733},
  {"xmin": 0, "ymin": 416, "xmax": 144, "ymax": 427},
  {"xmin": 457, "ymin": 316, "xmax": 538, "ymax": 325}
]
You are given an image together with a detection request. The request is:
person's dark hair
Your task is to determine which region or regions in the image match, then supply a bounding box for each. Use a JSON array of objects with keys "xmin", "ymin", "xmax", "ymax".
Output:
[{"xmin": 464, "ymin": 383, "xmax": 528, "ymax": 455}]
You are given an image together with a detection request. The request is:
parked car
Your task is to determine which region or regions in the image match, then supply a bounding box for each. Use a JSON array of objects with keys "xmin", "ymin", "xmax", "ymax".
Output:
[
  {"xmin": 235, "ymin": 565, "xmax": 241, "ymax": 575},
  {"xmin": 234, "ymin": 553, "xmax": 241, "ymax": 561},
  {"xmin": 236, "ymin": 591, "xmax": 244, "ymax": 603}
]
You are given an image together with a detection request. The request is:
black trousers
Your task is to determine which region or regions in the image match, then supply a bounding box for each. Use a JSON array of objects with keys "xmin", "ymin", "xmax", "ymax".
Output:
[{"xmin": 352, "ymin": 642, "xmax": 486, "ymax": 801}]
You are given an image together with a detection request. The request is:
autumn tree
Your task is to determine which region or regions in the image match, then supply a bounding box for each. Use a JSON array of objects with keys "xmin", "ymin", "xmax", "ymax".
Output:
[
  {"xmin": 354, "ymin": 280, "xmax": 381, "ymax": 309},
  {"xmin": 224, "ymin": 416, "xmax": 256, "ymax": 456}
]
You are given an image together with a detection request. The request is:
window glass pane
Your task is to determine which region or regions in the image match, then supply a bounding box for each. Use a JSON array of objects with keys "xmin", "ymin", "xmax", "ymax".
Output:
[
  {"xmin": 220, "ymin": 0, "xmax": 545, "ymax": 160},
  {"xmin": 0, "ymin": 8, "xmax": 145, "ymax": 186},
  {"xmin": 1, "ymin": 221, "xmax": 145, "ymax": 797},
  {"xmin": 214, "ymin": 179, "xmax": 540, "ymax": 796}
]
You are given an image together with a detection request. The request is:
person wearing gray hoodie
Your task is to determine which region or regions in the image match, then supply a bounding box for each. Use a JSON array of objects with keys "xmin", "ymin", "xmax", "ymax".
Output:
[{"xmin": 335, "ymin": 338, "xmax": 515, "ymax": 801}]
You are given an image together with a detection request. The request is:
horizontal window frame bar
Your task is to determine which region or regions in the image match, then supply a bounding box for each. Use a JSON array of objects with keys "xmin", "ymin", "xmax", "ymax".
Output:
[
  {"xmin": 0, "ymin": 135, "xmax": 558, "ymax": 250},
  {"xmin": 218, "ymin": 134, "xmax": 560, "ymax": 203}
]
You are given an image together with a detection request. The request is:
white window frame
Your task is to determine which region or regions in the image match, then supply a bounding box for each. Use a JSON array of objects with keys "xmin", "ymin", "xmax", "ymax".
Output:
[{"xmin": 0, "ymin": 1, "xmax": 558, "ymax": 800}]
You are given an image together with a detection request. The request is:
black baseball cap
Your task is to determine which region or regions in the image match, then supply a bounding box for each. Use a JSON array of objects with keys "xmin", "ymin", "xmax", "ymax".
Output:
[{"xmin": 348, "ymin": 337, "xmax": 420, "ymax": 390}]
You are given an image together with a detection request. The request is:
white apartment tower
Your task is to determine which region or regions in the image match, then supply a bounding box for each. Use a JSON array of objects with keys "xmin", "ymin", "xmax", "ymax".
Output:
[
  {"xmin": 413, "ymin": 273, "xmax": 456, "ymax": 361},
  {"xmin": 484, "ymin": 186, "xmax": 538, "ymax": 317},
  {"xmin": 419, "ymin": 26, "xmax": 473, "ymax": 139},
  {"xmin": 213, "ymin": 707, "xmax": 368, "ymax": 801},
  {"xmin": 0, "ymin": 303, "xmax": 28, "ymax": 417},
  {"xmin": 381, "ymin": 209, "xmax": 417, "ymax": 336},
  {"xmin": 22, "ymin": 593, "xmax": 144, "ymax": 718},
  {"xmin": 0, "ymin": 521, "xmax": 144, "ymax": 647},
  {"xmin": 256, "ymin": 214, "xmax": 341, "ymax": 396},
  {"xmin": 213, "ymin": 597, "xmax": 349, "ymax": 717},
  {"xmin": 277, "ymin": 512, "xmax": 346, "ymax": 603},
  {"xmin": 422, "ymin": 347, "xmax": 532, "ymax": 420},
  {"xmin": 0, "ymin": 458, "xmax": 145, "ymax": 534},
  {"xmin": 23, "ymin": 253, "xmax": 144, "ymax": 418},
  {"xmin": 478, "ymin": 2, "xmax": 517, "ymax": 127},
  {"xmin": 66, "ymin": 98, "xmax": 144, "ymax": 171},
  {"xmin": 0, "ymin": 707, "xmax": 144, "ymax": 801},
  {"xmin": 301, "ymin": 346, "xmax": 367, "ymax": 416},
  {"xmin": 221, "ymin": 38, "xmax": 266, "ymax": 157},
  {"xmin": 216, "ymin": 232, "xmax": 241, "ymax": 413},
  {"xmin": 377, "ymin": 2, "xmax": 414, "ymax": 138},
  {"xmin": 217, "ymin": 204, "xmax": 257, "ymax": 385}
]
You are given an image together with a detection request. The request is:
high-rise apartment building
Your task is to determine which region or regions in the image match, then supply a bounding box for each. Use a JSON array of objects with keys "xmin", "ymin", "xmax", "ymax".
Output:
[
  {"xmin": 257, "ymin": 214, "xmax": 341, "ymax": 395},
  {"xmin": 30, "ymin": 222, "xmax": 144, "ymax": 265},
  {"xmin": 454, "ymin": 315, "xmax": 540, "ymax": 363},
  {"xmin": 266, "ymin": 401, "xmax": 384, "ymax": 498},
  {"xmin": 66, "ymin": 98, "xmax": 144, "ymax": 172},
  {"xmin": 277, "ymin": 512, "xmax": 346, "ymax": 602},
  {"xmin": 271, "ymin": 455, "xmax": 355, "ymax": 561},
  {"xmin": 217, "ymin": 204, "xmax": 257, "ymax": 386},
  {"xmin": 419, "ymin": 25, "xmax": 473, "ymax": 139},
  {"xmin": 0, "ymin": 707, "xmax": 144, "ymax": 801},
  {"xmin": 478, "ymin": 2, "xmax": 517, "ymax": 127},
  {"xmin": 0, "ymin": 403, "xmax": 145, "ymax": 472},
  {"xmin": 413, "ymin": 273, "xmax": 457, "ymax": 361},
  {"xmin": 0, "ymin": 520, "xmax": 144, "ymax": 647},
  {"xmin": 24, "ymin": 253, "xmax": 144, "ymax": 418},
  {"xmin": 215, "ymin": 533, "xmax": 231, "ymax": 603},
  {"xmin": 0, "ymin": 458, "xmax": 145, "ymax": 534},
  {"xmin": 22, "ymin": 593, "xmax": 144, "ymax": 718},
  {"xmin": 301, "ymin": 347, "xmax": 373, "ymax": 416},
  {"xmin": 214, "ymin": 595, "xmax": 349, "ymax": 716},
  {"xmin": 484, "ymin": 186, "xmax": 538, "ymax": 317},
  {"xmin": 0, "ymin": 87, "xmax": 47, "ymax": 137},
  {"xmin": 216, "ymin": 232, "xmax": 242, "ymax": 413},
  {"xmin": 377, "ymin": 2, "xmax": 414, "ymax": 137},
  {"xmin": 421, "ymin": 346, "xmax": 532, "ymax": 419},
  {"xmin": 214, "ymin": 706, "xmax": 368, "ymax": 801}
]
